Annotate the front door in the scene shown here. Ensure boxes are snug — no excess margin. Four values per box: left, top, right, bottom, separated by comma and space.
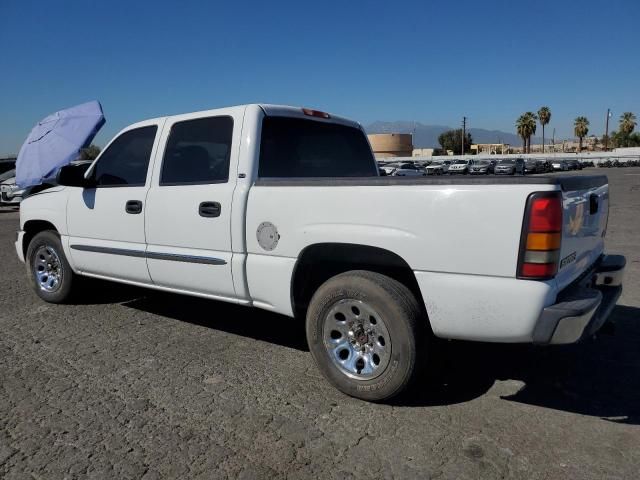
67, 122, 161, 283
144, 111, 241, 299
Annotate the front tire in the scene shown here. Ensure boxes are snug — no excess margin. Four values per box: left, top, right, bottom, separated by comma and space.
306, 270, 426, 402
26, 230, 76, 303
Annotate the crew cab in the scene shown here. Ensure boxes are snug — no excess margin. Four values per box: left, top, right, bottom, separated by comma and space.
15, 104, 625, 402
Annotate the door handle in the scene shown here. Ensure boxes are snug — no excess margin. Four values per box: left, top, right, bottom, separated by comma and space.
199, 201, 221, 218
125, 200, 143, 214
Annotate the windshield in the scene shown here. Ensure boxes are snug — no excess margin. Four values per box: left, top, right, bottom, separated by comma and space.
499, 159, 515, 165
476, 160, 490, 165
0, 169, 16, 182
454, 160, 467, 165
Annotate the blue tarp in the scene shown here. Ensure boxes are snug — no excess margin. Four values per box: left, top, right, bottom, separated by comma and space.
15, 101, 105, 188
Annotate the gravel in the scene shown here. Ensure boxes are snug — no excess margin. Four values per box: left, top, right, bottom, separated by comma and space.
1, 168, 639, 479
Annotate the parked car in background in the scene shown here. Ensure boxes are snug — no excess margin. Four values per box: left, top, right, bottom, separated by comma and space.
425, 159, 451, 175
495, 158, 525, 175
524, 159, 539, 174
552, 160, 569, 171
469, 159, 495, 175
0, 170, 26, 206
0, 159, 16, 176
0, 169, 15, 184
392, 162, 426, 176
414, 161, 431, 169
536, 160, 552, 173
379, 162, 425, 176
447, 159, 470, 174
565, 160, 577, 170
378, 163, 397, 176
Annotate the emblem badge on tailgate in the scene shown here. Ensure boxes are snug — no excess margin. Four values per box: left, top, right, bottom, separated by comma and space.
568, 203, 585, 235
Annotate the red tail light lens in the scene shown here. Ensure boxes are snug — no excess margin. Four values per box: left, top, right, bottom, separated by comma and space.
528, 196, 562, 232
518, 192, 563, 280
520, 262, 558, 278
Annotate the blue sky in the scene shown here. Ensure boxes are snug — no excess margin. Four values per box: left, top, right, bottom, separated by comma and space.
1, 0, 638, 154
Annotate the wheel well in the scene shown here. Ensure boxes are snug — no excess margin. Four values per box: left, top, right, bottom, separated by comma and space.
291, 243, 426, 320
22, 220, 58, 257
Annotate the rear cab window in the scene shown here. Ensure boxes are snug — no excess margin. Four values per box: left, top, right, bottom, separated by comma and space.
258, 117, 377, 178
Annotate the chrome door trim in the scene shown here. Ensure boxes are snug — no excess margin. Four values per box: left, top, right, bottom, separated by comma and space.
70, 245, 227, 265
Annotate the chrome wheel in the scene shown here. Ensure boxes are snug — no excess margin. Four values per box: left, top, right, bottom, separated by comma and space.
33, 245, 64, 293
323, 299, 391, 380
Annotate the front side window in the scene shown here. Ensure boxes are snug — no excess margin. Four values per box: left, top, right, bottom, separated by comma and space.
94, 126, 157, 187
258, 117, 377, 178
160, 116, 233, 185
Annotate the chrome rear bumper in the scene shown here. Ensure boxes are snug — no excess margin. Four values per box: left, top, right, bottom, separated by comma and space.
533, 254, 626, 344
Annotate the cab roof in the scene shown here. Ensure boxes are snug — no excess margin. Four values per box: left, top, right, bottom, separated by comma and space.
126, 104, 361, 130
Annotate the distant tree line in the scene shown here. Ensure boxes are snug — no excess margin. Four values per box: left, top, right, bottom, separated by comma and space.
437, 129, 473, 155
606, 112, 639, 148
513, 108, 638, 152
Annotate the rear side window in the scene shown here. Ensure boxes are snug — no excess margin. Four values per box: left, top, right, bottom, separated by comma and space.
94, 126, 157, 187
258, 117, 377, 177
161, 116, 233, 185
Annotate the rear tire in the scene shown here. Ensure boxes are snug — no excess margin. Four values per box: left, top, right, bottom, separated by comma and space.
306, 270, 426, 402
26, 230, 76, 303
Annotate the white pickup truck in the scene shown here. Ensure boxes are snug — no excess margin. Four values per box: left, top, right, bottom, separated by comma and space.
16, 104, 625, 401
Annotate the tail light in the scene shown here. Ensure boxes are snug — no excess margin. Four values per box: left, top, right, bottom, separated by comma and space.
517, 191, 563, 280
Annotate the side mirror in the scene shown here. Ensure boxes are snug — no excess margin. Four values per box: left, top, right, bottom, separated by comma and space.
57, 163, 95, 188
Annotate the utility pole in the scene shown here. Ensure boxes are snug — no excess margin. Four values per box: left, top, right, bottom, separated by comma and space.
552, 128, 555, 153
604, 108, 611, 151
461, 116, 467, 155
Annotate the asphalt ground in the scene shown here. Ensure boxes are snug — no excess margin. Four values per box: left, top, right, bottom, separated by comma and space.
1, 168, 639, 479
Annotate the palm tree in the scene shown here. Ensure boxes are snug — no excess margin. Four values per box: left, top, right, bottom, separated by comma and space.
574, 116, 590, 152
516, 112, 538, 153
516, 115, 528, 152
537, 107, 551, 152
619, 112, 637, 135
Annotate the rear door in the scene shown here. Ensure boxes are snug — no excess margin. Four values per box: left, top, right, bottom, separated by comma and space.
144, 108, 243, 298
555, 178, 609, 290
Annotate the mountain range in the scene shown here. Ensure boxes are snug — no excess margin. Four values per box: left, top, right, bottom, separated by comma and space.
365, 121, 541, 148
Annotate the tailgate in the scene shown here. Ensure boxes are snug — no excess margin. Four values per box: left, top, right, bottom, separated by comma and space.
555, 176, 609, 290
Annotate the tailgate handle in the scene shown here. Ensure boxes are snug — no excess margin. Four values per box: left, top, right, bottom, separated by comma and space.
589, 194, 599, 215
199, 201, 221, 218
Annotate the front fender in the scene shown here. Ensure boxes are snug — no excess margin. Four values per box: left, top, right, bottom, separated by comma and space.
19, 188, 69, 233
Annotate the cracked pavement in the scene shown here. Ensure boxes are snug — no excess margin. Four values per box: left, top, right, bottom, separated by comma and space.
1, 168, 639, 479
